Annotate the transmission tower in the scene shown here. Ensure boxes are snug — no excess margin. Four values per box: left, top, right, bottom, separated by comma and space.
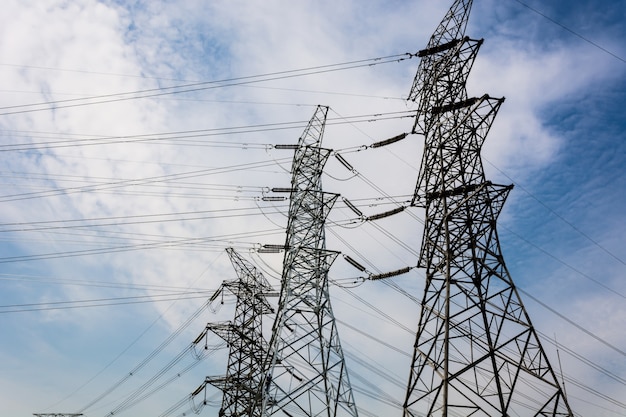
192, 247, 274, 417
403, 1, 573, 416
261, 106, 359, 417
33, 414, 82, 417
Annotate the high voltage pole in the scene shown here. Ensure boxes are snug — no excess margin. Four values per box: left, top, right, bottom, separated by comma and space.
261, 106, 359, 417
403, 0, 573, 416
192, 247, 274, 417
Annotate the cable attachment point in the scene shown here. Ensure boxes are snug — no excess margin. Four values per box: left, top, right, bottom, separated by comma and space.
258, 244, 286, 253
274, 144, 300, 150
342, 197, 363, 219
335, 153, 356, 172
343, 255, 368, 272
366, 206, 406, 221
371, 132, 408, 148
369, 266, 412, 281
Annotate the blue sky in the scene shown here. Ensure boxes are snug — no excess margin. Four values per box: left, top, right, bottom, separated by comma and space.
0, 0, 624, 416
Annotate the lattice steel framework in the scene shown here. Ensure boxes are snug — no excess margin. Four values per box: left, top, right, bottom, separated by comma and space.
202, 247, 274, 417
261, 106, 359, 417
403, 1, 573, 416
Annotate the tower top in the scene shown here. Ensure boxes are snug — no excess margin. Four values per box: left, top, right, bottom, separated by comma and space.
426, 0, 473, 49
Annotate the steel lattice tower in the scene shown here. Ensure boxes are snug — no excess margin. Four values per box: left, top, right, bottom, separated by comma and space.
261, 106, 359, 417
403, 1, 573, 416
200, 247, 274, 417
33, 414, 82, 417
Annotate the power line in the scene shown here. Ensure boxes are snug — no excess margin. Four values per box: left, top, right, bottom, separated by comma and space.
4, 39, 620, 417
40, 252, 227, 413
0, 292, 213, 314
0, 227, 283, 264
0, 54, 415, 116
0, 158, 291, 203
518, 287, 626, 357
0, 272, 213, 292
512, 0, 626, 64
484, 158, 626, 267
0, 206, 285, 233
0, 194, 407, 232
0, 110, 414, 152
501, 223, 626, 299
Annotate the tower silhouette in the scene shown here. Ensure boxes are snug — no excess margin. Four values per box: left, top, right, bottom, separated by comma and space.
261, 106, 359, 417
194, 248, 274, 417
403, 1, 573, 416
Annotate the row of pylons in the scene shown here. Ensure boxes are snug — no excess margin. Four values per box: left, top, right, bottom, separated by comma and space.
193, 1, 574, 416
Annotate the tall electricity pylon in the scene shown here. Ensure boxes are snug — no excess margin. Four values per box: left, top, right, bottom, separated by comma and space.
404, 1, 573, 416
195, 247, 274, 417
261, 106, 359, 417
33, 414, 82, 417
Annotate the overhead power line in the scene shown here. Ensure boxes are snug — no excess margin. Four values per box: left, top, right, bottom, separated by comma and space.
484, 159, 626, 267
519, 288, 626, 357
512, 0, 626, 64
0, 292, 214, 314
0, 227, 284, 264
0, 53, 415, 116
3, 12, 621, 413
0, 158, 291, 203
0, 110, 414, 152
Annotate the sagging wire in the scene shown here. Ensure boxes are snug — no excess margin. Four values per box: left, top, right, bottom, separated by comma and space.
265, 143, 295, 174
328, 105, 412, 151
254, 195, 289, 229
102, 340, 220, 417
326, 196, 371, 229
326, 216, 365, 230
248, 248, 283, 283
77, 297, 214, 413
329, 276, 369, 289
326, 152, 359, 181
157, 388, 221, 417
329, 201, 409, 230
332, 146, 412, 219
107, 345, 224, 416
191, 323, 229, 359
327, 126, 426, 228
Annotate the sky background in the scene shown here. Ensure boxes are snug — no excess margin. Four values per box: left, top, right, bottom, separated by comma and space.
0, 0, 624, 416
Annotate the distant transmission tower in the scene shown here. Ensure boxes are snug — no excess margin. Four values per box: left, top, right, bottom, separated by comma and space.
261, 106, 359, 417
33, 414, 82, 417
403, 0, 573, 416
193, 247, 274, 417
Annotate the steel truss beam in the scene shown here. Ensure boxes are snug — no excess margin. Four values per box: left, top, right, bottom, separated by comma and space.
261, 106, 359, 417
404, 1, 573, 416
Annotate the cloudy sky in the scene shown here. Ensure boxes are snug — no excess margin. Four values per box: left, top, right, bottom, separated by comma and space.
0, 0, 624, 416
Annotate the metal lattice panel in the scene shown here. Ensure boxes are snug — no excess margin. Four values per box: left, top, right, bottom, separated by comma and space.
262, 106, 359, 417
404, 1, 573, 416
